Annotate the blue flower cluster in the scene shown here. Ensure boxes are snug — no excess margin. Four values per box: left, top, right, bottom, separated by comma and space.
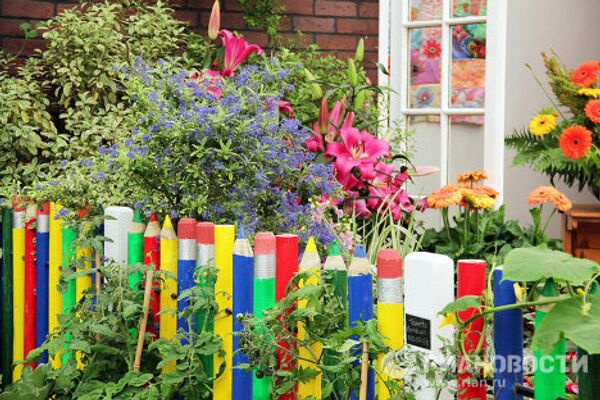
100, 58, 339, 244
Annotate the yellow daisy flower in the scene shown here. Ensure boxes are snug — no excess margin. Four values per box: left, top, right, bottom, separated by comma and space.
578, 87, 600, 98
529, 114, 557, 136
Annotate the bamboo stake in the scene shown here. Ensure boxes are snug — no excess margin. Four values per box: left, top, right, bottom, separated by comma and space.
359, 342, 369, 400
134, 270, 153, 372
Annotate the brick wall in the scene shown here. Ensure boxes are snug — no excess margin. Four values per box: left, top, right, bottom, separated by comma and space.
0, 0, 380, 81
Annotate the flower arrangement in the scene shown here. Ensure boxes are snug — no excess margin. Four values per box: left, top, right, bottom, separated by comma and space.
506, 53, 600, 197
421, 170, 568, 262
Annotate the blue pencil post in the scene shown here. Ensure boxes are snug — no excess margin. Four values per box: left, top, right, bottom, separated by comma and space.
177, 218, 197, 344
493, 268, 523, 400
348, 244, 375, 400
232, 226, 253, 400
36, 204, 50, 364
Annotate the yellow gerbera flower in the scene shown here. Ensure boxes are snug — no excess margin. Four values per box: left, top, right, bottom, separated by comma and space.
529, 114, 557, 136
578, 87, 600, 98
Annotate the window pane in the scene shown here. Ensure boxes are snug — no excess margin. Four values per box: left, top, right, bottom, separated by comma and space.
410, 0, 441, 21
448, 115, 484, 184
453, 0, 487, 17
410, 27, 442, 108
450, 23, 486, 108
407, 117, 441, 196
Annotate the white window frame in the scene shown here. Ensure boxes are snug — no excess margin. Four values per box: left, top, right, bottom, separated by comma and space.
378, 0, 507, 202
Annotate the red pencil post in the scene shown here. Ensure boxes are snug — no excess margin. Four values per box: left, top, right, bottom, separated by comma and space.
144, 213, 161, 337
275, 234, 299, 400
457, 259, 487, 400
24, 204, 37, 368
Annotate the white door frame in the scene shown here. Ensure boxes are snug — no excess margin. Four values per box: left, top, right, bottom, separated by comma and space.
378, 0, 507, 202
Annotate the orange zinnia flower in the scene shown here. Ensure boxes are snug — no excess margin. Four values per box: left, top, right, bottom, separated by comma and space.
528, 186, 572, 212
571, 61, 599, 87
584, 99, 600, 123
428, 184, 462, 209
559, 125, 593, 160
457, 170, 488, 185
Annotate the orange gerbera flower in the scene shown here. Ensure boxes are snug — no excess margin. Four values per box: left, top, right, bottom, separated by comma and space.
428, 184, 462, 209
571, 61, 599, 87
559, 125, 593, 160
584, 99, 600, 123
457, 170, 488, 185
528, 186, 572, 212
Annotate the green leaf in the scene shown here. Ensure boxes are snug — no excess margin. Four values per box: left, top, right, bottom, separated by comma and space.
439, 296, 482, 315
504, 246, 600, 284
533, 295, 600, 354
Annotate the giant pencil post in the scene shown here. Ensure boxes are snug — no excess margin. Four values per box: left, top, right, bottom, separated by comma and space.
232, 226, 253, 400
275, 234, 299, 400
61, 216, 77, 364
493, 268, 523, 400
143, 212, 160, 336
160, 215, 178, 373
534, 279, 565, 400
177, 218, 196, 342
104, 206, 133, 266
298, 237, 322, 399
128, 209, 145, 290
404, 252, 454, 400
376, 249, 403, 400
253, 231, 276, 400
24, 204, 37, 368
2, 206, 13, 386
322, 240, 347, 398
196, 222, 215, 381
578, 282, 600, 400
36, 204, 50, 365
348, 244, 374, 400
214, 224, 235, 399
48, 203, 62, 368
12, 202, 25, 380
457, 260, 487, 400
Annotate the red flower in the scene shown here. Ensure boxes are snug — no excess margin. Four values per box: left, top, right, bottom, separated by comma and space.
422, 40, 441, 59
559, 125, 593, 160
584, 99, 600, 123
571, 61, 599, 87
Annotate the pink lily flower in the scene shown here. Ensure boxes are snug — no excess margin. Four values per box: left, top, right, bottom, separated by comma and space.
218, 29, 264, 77
325, 112, 390, 190
311, 99, 344, 143
278, 100, 294, 118
306, 133, 325, 153
190, 69, 223, 100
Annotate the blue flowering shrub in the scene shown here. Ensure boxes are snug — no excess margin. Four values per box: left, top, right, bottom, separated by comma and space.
71, 58, 337, 242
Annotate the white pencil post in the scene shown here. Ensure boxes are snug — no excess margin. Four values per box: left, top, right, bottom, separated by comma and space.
104, 206, 134, 265
404, 252, 455, 400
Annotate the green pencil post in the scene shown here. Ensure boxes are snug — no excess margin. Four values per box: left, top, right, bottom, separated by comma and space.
578, 282, 600, 400
534, 279, 566, 400
127, 209, 145, 290
61, 226, 77, 364
1, 207, 14, 387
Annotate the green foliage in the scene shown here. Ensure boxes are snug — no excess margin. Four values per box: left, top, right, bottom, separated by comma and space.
239, 0, 283, 43
0, 60, 60, 185
504, 246, 600, 285
421, 205, 561, 264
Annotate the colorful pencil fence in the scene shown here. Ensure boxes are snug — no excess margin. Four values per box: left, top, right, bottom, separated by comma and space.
0, 203, 586, 400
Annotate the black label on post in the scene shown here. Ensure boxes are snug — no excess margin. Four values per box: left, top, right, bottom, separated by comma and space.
406, 314, 431, 350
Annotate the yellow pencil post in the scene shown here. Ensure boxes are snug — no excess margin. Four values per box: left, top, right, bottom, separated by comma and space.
49, 203, 63, 369
160, 215, 178, 373
298, 237, 322, 399
376, 249, 404, 399
214, 225, 235, 400
12, 205, 25, 380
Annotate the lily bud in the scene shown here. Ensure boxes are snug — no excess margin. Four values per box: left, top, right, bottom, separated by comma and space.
355, 38, 364, 63
347, 58, 358, 87
208, 0, 220, 41
318, 98, 329, 135
353, 89, 366, 112
304, 68, 323, 99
